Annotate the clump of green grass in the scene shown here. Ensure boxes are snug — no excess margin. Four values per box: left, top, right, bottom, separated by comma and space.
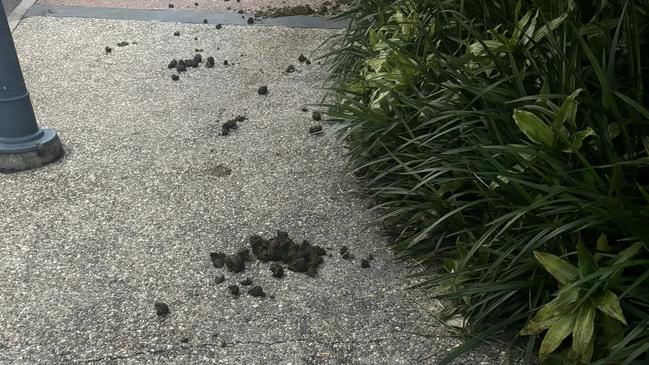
324, 0, 649, 363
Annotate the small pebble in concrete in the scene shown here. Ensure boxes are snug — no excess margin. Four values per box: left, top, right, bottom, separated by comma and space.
155, 302, 170, 317
194, 36, 198, 40
306, 59, 312, 65
258, 86, 269, 95
168, 4, 174, 8
223, 60, 229, 66
195, 48, 204, 52
228, 285, 240, 296
210, 252, 226, 268
248, 286, 265, 297
215, 274, 225, 284
270, 263, 284, 278
309, 125, 323, 134
225, 254, 245, 273
240, 278, 253, 286
215, 24, 223, 29
194, 2, 199, 5
206, 56, 215, 68
117, 41, 129, 47
104, 46, 112, 53
361, 259, 370, 268
301, 107, 309, 112
168, 59, 177, 69
171, 74, 179, 81
312, 111, 322, 121
174, 31, 180, 36
203, 19, 208, 24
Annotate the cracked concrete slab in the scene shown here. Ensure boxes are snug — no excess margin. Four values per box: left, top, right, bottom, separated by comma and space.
0, 17, 504, 364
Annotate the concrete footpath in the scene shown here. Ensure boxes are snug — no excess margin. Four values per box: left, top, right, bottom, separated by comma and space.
0, 12, 504, 365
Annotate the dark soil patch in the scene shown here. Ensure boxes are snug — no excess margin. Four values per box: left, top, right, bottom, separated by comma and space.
250, 231, 326, 277
210, 252, 226, 268
270, 263, 284, 278
238, 248, 252, 261
155, 302, 170, 317
257, 86, 269, 95
176, 60, 187, 72
221, 115, 247, 136
248, 286, 266, 297
228, 284, 240, 296
340, 246, 353, 260
211, 247, 249, 272
225, 254, 245, 273
205, 164, 232, 177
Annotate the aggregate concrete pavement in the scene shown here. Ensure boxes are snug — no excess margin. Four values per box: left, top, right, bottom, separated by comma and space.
37, 0, 342, 14
0, 16, 505, 364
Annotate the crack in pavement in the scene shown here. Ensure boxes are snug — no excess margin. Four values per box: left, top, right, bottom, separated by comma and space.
78, 333, 455, 363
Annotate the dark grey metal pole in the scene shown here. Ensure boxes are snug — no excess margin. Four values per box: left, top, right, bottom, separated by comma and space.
0, 6, 63, 173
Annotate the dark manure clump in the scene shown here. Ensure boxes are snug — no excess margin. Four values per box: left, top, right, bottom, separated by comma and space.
250, 231, 326, 277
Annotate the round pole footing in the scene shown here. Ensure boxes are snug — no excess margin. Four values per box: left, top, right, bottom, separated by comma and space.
0, 128, 64, 173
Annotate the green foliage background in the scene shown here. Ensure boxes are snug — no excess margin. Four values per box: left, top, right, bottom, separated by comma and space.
324, 0, 649, 363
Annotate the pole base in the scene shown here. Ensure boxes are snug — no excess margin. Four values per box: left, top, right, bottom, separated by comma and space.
0, 128, 64, 173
